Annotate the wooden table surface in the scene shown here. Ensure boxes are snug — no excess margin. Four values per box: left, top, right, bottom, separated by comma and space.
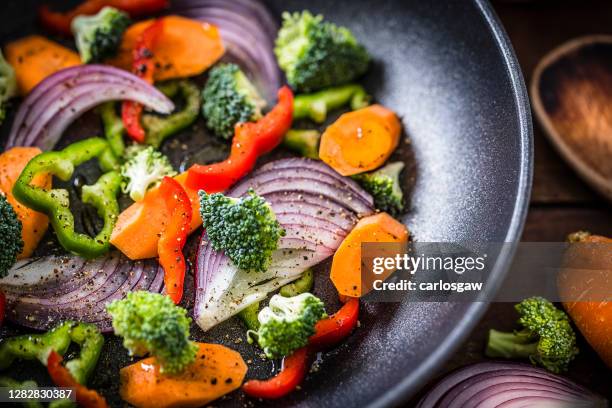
410, 0, 612, 403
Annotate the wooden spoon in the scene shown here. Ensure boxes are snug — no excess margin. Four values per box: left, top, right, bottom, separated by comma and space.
531, 35, 612, 201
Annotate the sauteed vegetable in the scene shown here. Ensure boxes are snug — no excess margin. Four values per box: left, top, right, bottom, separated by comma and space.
1, 1, 591, 407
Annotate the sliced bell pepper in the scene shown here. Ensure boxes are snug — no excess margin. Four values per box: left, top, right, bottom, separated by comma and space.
0, 322, 73, 369
98, 102, 125, 158
39, 0, 169, 36
158, 176, 192, 304
242, 347, 309, 399
142, 80, 200, 148
186, 86, 294, 192
0, 321, 103, 385
47, 350, 108, 408
309, 297, 360, 349
122, 18, 164, 143
293, 84, 370, 124
279, 269, 314, 297
12, 138, 121, 259
63, 323, 105, 385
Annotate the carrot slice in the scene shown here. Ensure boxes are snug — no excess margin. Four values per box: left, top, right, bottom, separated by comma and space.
110, 172, 201, 260
119, 343, 247, 408
319, 105, 401, 176
330, 213, 409, 297
559, 233, 612, 369
107, 16, 224, 81
0, 147, 51, 259
4, 35, 81, 95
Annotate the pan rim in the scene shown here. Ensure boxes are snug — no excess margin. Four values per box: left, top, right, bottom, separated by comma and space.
368, 0, 533, 406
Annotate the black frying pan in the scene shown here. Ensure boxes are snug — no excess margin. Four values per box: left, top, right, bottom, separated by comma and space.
0, 0, 532, 406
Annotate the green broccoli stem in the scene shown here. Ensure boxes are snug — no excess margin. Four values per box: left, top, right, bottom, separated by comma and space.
293, 84, 370, 123
282, 129, 320, 159
143, 80, 200, 148
98, 102, 125, 158
239, 303, 261, 331
485, 329, 538, 359
280, 269, 314, 297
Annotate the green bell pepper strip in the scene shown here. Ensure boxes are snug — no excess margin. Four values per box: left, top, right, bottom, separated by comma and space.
98, 102, 125, 158
293, 84, 370, 124
0, 321, 73, 369
0, 377, 75, 408
0, 377, 43, 408
238, 302, 261, 331
280, 268, 314, 297
238, 269, 315, 330
64, 323, 104, 385
0, 321, 103, 386
143, 80, 200, 148
48, 400, 77, 408
12, 138, 122, 259
282, 129, 321, 160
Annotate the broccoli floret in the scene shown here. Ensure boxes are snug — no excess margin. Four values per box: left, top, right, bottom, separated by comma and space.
199, 189, 284, 272
275, 11, 370, 92
0, 50, 17, 126
202, 63, 266, 140
248, 293, 326, 358
120, 145, 177, 202
282, 129, 321, 159
486, 297, 579, 373
71, 6, 130, 63
106, 291, 198, 374
0, 194, 23, 278
353, 162, 405, 216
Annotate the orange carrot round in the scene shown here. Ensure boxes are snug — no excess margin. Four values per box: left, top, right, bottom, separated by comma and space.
319, 105, 401, 176
330, 212, 409, 297
119, 343, 247, 408
4, 35, 81, 95
0, 147, 51, 259
107, 16, 225, 81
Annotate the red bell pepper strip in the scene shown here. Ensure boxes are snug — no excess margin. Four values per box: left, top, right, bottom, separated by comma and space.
121, 18, 164, 143
39, 0, 169, 36
157, 177, 192, 305
242, 347, 309, 399
186, 86, 294, 192
309, 297, 360, 349
47, 350, 108, 408
0, 290, 5, 327
242, 299, 360, 399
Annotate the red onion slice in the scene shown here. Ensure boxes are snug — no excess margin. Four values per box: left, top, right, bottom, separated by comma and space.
170, 0, 281, 102
194, 158, 374, 331
0, 252, 164, 332
417, 362, 606, 408
5, 65, 174, 150
260, 158, 374, 204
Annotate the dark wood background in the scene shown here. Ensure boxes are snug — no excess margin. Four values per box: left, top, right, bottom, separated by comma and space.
411, 0, 612, 403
